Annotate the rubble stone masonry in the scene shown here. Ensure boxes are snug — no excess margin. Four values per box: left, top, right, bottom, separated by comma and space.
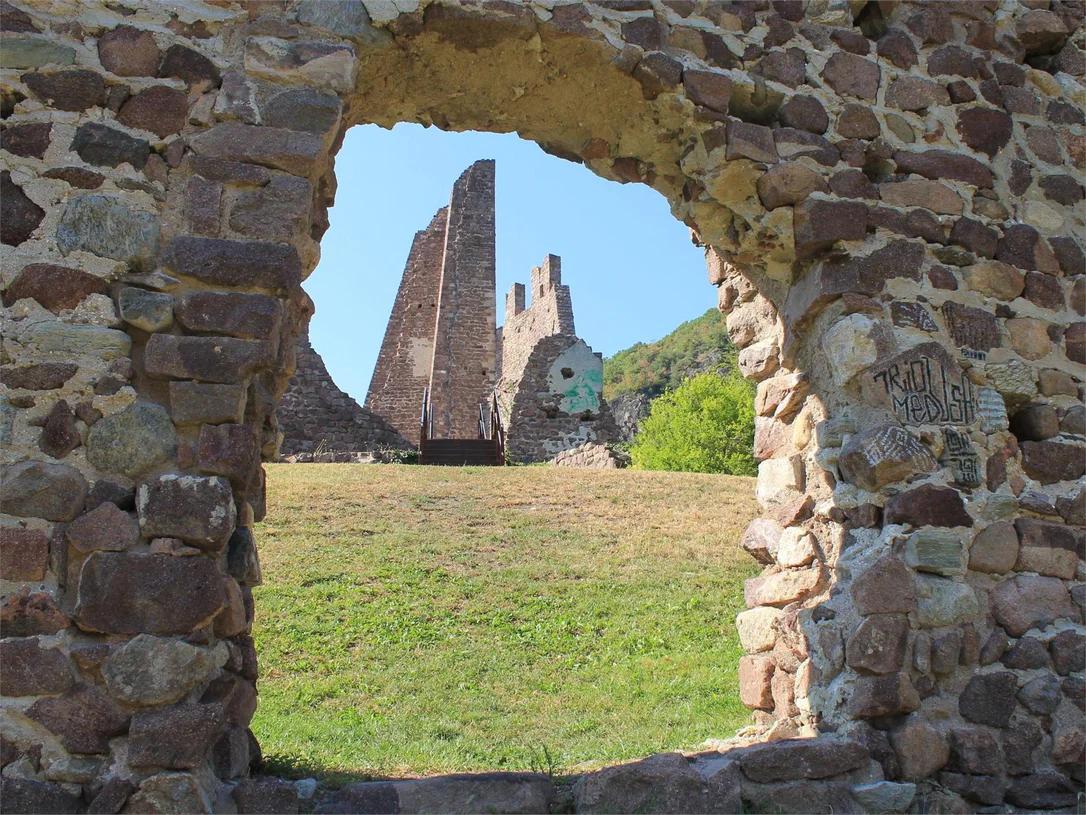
364, 206, 448, 441
0, 0, 1083, 812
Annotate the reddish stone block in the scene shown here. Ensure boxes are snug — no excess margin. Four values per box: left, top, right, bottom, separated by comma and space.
0, 527, 48, 581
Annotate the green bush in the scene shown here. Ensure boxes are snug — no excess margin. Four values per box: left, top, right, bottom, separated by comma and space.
629, 370, 756, 476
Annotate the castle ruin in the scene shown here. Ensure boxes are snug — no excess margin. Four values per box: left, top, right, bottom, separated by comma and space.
279, 159, 613, 462
1, 0, 1084, 811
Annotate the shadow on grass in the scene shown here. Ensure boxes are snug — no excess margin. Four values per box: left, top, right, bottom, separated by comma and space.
258, 752, 586, 794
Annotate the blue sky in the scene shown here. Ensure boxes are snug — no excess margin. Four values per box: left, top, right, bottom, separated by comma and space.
305, 123, 714, 402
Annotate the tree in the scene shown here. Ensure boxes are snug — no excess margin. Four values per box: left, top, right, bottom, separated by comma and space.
629, 370, 756, 475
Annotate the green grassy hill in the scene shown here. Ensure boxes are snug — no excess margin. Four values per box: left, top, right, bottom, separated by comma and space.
253, 464, 758, 781
602, 308, 733, 401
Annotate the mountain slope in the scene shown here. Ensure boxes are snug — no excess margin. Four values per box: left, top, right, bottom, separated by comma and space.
603, 308, 735, 441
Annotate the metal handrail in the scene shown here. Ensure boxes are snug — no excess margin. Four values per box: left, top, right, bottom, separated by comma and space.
420, 387, 430, 446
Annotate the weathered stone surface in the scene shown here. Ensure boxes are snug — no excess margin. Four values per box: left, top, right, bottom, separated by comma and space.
169, 382, 247, 426
23, 69, 105, 111
1, 38, 75, 70
190, 123, 322, 175
905, 529, 964, 576
0, 589, 69, 636
0, 362, 77, 391
0, 778, 86, 815
1006, 772, 1079, 810
129, 703, 227, 769
1014, 517, 1082, 579
1051, 629, 1086, 675
26, 683, 128, 753
86, 401, 177, 478
725, 120, 777, 164
959, 671, 1018, 727
744, 567, 823, 608
846, 614, 909, 675
144, 334, 272, 384
793, 198, 867, 259
98, 25, 160, 76
880, 178, 963, 215
324, 772, 554, 815
886, 76, 950, 111
118, 287, 173, 332
161, 236, 301, 291
890, 718, 950, 781
0, 460, 88, 521
778, 95, 828, 133
1017, 673, 1061, 714
851, 556, 917, 615
229, 175, 313, 240
756, 164, 827, 210
1023, 272, 1066, 311
848, 673, 921, 719
963, 261, 1024, 302
968, 521, 1019, 574
233, 778, 300, 815
892, 149, 994, 188
1, 171, 44, 246
823, 51, 879, 100
1, 121, 50, 158
915, 575, 977, 629
74, 552, 225, 635
1021, 440, 1085, 484
264, 87, 342, 135
736, 606, 782, 653
70, 123, 149, 170
947, 727, 1003, 776
838, 424, 936, 491
175, 292, 284, 341
739, 739, 867, 783
851, 781, 915, 814
0, 527, 49, 580
38, 399, 79, 459
102, 634, 220, 706
67, 501, 139, 553
574, 753, 706, 814
942, 301, 999, 352
956, 107, 1013, 157
990, 574, 1074, 637
3, 263, 109, 312
884, 484, 971, 528
43, 165, 105, 189
137, 474, 235, 549
0, 637, 72, 696
197, 423, 260, 487
159, 43, 220, 87
117, 86, 188, 138
738, 655, 774, 710
56, 194, 159, 270
125, 772, 210, 814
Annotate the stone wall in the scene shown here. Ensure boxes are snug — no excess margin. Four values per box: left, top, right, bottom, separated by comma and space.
428, 159, 498, 439
278, 328, 411, 456
496, 254, 617, 462
501, 335, 618, 463
364, 207, 447, 441
552, 441, 629, 469
499, 254, 576, 386
1, 0, 1083, 811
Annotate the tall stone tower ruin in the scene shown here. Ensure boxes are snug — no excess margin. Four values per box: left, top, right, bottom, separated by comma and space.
365, 160, 497, 440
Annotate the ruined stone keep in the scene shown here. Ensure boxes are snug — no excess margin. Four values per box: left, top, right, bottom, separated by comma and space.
0, 0, 1083, 813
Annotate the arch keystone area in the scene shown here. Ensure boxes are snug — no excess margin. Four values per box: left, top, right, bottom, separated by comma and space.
1, 1, 1084, 812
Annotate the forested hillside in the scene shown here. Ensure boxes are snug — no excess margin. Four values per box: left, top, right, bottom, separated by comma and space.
603, 308, 733, 400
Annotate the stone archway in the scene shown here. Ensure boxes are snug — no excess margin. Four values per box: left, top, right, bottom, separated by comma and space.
2, 1, 1084, 812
